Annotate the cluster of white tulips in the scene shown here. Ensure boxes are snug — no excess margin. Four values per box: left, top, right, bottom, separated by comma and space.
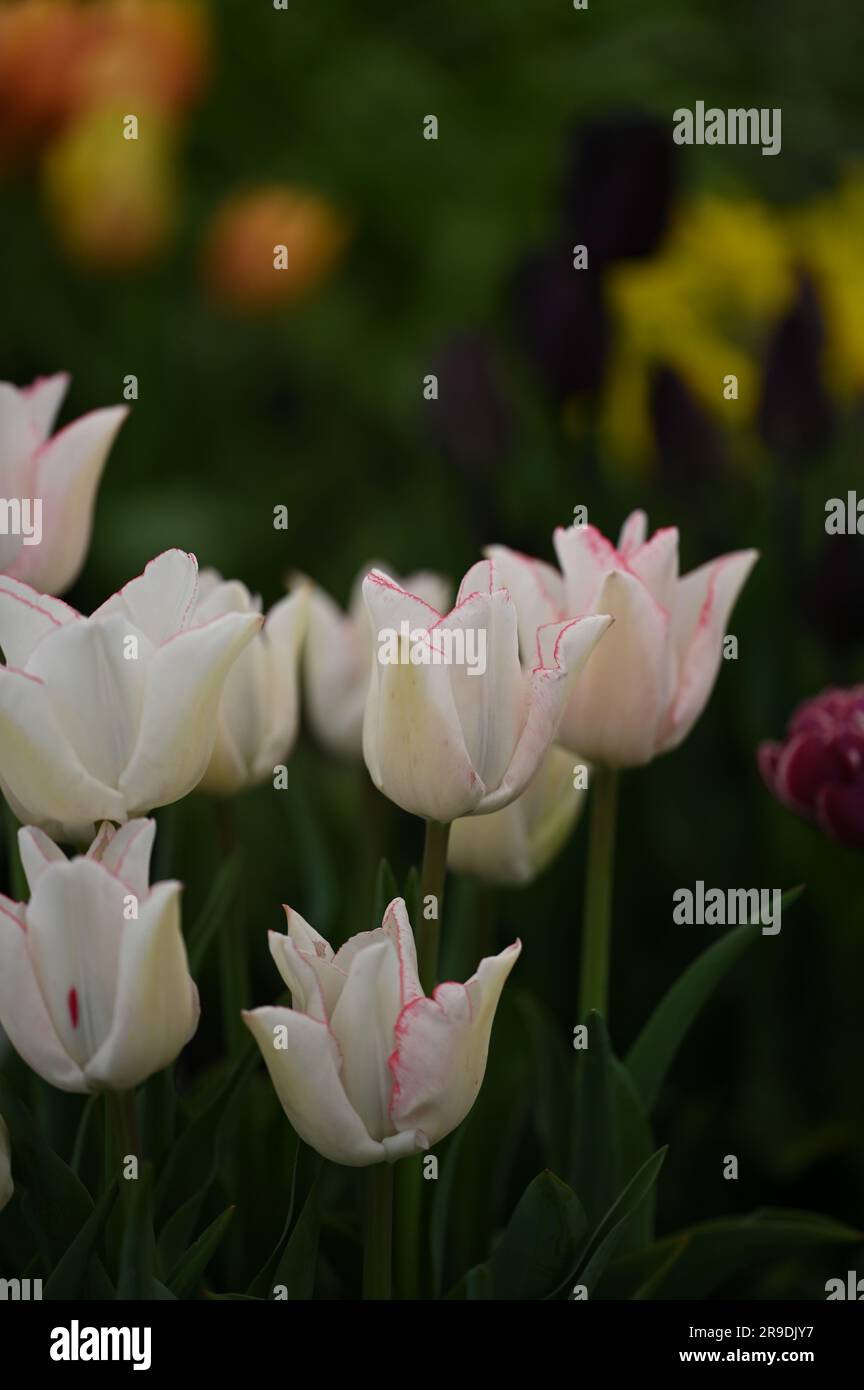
0, 374, 757, 1216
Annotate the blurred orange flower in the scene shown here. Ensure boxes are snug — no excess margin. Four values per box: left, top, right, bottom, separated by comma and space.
201, 186, 351, 313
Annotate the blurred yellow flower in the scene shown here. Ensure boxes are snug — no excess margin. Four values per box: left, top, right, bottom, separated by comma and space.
601, 195, 795, 471
201, 186, 351, 313
42, 105, 177, 269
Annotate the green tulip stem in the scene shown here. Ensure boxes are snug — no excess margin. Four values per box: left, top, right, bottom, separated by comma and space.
363, 1163, 394, 1299
105, 1090, 141, 1193
578, 765, 619, 1022
417, 819, 451, 993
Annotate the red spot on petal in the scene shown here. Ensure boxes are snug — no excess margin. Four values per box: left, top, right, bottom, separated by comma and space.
68, 988, 79, 1029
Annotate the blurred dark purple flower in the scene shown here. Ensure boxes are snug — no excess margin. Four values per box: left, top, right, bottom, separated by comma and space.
649, 364, 727, 496
511, 243, 609, 403
428, 334, 511, 470
757, 270, 833, 464
561, 116, 676, 264
759, 687, 864, 847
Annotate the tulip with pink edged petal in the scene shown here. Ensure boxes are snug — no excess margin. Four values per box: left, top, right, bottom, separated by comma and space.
759, 686, 864, 848
0, 549, 262, 840
193, 568, 309, 796
303, 562, 450, 759
243, 896, 520, 1167
361, 560, 612, 823
0, 819, 199, 1094
0, 373, 127, 595
488, 510, 758, 768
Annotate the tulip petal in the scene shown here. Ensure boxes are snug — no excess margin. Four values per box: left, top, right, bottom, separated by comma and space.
23, 372, 69, 443
85, 881, 198, 1091
444, 587, 524, 794
243, 1005, 421, 1167
557, 570, 672, 767
553, 522, 622, 612
483, 545, 565, 658
268, 929, 331, 1021
27, 405, 128, 595
628, 527, 679, 610
119, 611, 262, 813
0, 666, 126, 827
617, 509, 648, 557
0, 894, 87, 1092
0, 578, 79, 667
478, 613, 612, 811
816, 783, 864, 848
98, 818, 157, 899
304, 583, 370, 758
27, 614, 149, 789
659, 549, 758, 753
363, 572, 479, 822
389, 941, 521, 1146
93, 549, 199, 644
18, 825, 67, 895
26, 858, 127, 1071
254, 585, 308, 777
330, 939, 405, 1140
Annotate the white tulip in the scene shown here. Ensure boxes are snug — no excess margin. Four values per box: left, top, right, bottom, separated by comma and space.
361, 560, 612, 822
194, 569, 309, 796
303, 562, 451, 759
0, 820, 199, 1093
0, 373, 127, 594
0, 549, 261, 839
244, 897, 519, 1167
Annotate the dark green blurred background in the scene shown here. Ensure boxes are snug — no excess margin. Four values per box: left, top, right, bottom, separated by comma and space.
2, 0, 863, 1298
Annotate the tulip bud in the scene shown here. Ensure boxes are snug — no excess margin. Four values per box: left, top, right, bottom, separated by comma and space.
758, 270, 833, 465
0, 1114, 12, 1212
448, 745, 583, 886
361, 561, 612, 822
303, 563, 451, 760
648, 364, 727, 500
201, 185, 350, 313
560, 116, 676, 265
243, 897, 520, 1167
759, 687, 864, 848
0, 549, 262, 839
488, 512, 757, 768
511, 244, 609, 402
0, 820, 199, 1093
194, 570, 309, 796
0, 372, 127, 595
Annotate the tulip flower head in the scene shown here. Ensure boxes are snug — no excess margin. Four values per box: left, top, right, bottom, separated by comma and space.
244, 898, 520, 1167
759, 687, 864, 848
361, 560, 612, 822
0, 549, 262, 840
194, 569, 308, 796
488, 512, 757, 769
304, 563, 450, 760
0, 819, 198, 1094
0, 1114, 11, 1212
0, 373, 126, 594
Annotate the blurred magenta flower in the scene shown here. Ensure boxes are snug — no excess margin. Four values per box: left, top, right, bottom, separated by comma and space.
0, 819, 198, 1093
243, 897, 520, 1167
361, 560, 611, 822
0, 373, 126, 594
561, 115, 676, 265
0, 550, 261, 839
489, 511, 758, 768
759, 688, 864, 847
